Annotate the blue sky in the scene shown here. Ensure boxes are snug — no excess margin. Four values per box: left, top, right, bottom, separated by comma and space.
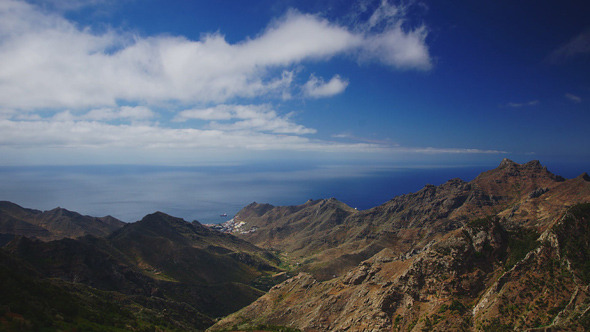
1, 0, 589, 167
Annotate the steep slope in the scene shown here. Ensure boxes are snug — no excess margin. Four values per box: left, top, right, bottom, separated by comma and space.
0, 201, 124, 241
3, 210, 284, 330
472, 203, 590, 330
0, 246, 213, 331
0, 202, 50, 241
231, 160, 590, 279
232, 198, 357, 255
211, 204, 590, 331
211, 160, 590, 331
109, 212, 279, 285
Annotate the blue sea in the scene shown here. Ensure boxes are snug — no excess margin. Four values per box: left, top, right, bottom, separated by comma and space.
0, 161, 587, 223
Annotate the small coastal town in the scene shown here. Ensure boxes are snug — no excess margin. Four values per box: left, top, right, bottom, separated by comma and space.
205, 217, 258, 234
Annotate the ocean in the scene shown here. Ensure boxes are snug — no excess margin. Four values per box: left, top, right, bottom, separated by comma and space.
0, 161, 586, 223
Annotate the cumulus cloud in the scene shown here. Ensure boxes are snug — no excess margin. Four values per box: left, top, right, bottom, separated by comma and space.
353, 0, 432, 70
360, 26, 431, 70
0, 0, 472, 163
565, 93, 582, 103
0, 0, 432, 111
303, 75, 349, 98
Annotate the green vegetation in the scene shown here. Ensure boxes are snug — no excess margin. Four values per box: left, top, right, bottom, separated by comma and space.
250, 272, 292, 291
0, 254, 211, 331
504, 227, 540, 269
555, 203, 590, 283
449, 300, 467, 313
467, 216, 496, 232
0, 210, 289, 331
420, 314, 442, 331
222, 324, 301, 332
481, 318, 513, 332
407, 317, 419, 331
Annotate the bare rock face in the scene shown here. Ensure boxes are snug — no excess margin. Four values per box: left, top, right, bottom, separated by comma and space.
528, 187, 549, 198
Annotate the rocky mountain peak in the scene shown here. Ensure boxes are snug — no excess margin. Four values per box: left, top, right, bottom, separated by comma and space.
237, 202, 275, 219
496, 159, 544, 172
522, 159, 543, 169
46, 206, 77, 218
499, 158, 518, 168
494, 159, 548, 175
139, 211, 191, 227
474, 159, 564, 186
134, 211, 214, 239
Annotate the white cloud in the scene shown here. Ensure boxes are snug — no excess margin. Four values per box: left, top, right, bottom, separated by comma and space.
353, 0, 432, 70
0, 0, 457, 165
360, 25, 431, 70
174, 104, 315, 135
0, 117, 359, 151
240, 11, 360, 66
332, 132, 399, 146
506, 100, 539, 108
174, 104, 267, 122
565, 93, 582, 103
36, 106, 156, 122
0, 117, 506, 156
83, 106, 156, 121
0, 0, 432, 111
303, 75, 349, 98
547, 30, 590, 63
0, 109, 16, 120
366, 0, 403, 30
25, 0, 116, 12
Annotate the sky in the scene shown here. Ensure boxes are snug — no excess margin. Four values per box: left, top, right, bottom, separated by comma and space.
0, 0, 589, 168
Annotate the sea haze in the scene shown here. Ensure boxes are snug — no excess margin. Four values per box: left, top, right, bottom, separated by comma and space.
0, 162, 586, 223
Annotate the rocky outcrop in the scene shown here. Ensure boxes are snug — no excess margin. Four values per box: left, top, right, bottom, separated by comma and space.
528, 187, 549, 198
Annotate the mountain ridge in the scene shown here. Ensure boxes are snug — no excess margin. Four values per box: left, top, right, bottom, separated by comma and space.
1, 210, 283, 330
209, 160, 590, 331
225, 159, 590, 281
0, 201, 125, 242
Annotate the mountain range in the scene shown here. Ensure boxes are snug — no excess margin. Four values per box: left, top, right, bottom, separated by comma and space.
211, 159, 590, 331
1, 159, 589, 331
1, 207, 282, 330
224, 159, 589, 281
0, 201, 124, 244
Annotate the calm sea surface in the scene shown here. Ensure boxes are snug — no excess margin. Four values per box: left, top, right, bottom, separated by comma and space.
0, 162, 586, 223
